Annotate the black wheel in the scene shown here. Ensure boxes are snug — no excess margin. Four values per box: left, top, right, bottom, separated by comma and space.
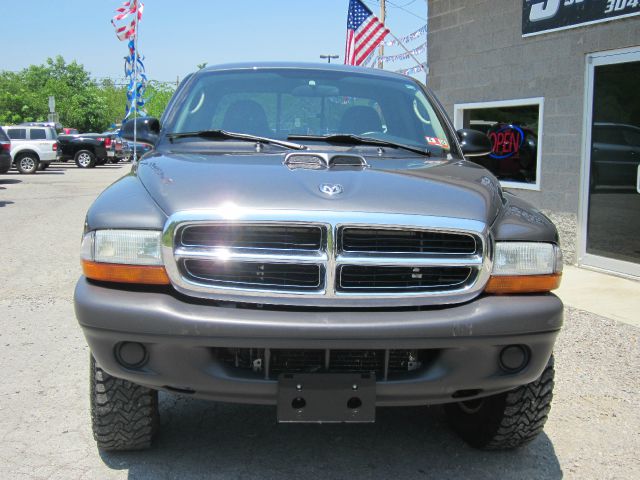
15, 153, 40, 174
444, 356, 555, 450
90, 355, 159, 451
38, 162, 49, 171
75, 150, 96, 169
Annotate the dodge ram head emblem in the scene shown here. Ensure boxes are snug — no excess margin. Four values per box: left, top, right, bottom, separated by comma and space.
319, 183, 344, 196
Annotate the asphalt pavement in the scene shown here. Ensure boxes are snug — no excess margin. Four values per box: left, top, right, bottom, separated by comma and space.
0, 163, 638, 479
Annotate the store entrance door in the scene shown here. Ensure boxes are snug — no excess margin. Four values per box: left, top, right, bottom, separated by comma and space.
581, 49, 640, 277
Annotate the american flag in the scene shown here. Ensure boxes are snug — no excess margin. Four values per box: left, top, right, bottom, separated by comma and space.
344, 0, 390, 66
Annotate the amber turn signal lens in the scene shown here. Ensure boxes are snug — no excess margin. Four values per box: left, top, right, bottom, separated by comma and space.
484, 273, 562, 294
82, 260, 170, 285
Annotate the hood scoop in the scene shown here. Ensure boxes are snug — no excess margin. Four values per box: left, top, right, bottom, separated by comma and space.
284, 152, 369, 171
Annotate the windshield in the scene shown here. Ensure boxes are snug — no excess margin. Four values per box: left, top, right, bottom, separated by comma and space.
163, 68, 454, 155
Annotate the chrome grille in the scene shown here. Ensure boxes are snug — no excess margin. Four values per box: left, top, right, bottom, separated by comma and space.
162, 210, 490, 307
338, 265, 473, 293
181, 224, 322, 250
183, 259, 323, 291
341, 227, 477, 254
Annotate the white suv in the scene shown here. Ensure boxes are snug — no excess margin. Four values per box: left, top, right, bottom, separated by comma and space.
1, 126, 60, 174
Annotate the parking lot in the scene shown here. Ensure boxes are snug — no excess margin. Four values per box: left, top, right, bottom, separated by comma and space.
0, 164, 638, 479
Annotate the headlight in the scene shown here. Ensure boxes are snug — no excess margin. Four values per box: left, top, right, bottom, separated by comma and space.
82, 230, 163, 265
485, 242, 562, 294
492, 242, 562, 276
81, 230, 169, 285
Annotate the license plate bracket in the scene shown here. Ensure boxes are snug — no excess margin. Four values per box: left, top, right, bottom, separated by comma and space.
277, 373, 376, 423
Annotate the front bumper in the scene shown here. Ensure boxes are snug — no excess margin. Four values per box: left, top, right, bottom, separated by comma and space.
75, 277, 563, 406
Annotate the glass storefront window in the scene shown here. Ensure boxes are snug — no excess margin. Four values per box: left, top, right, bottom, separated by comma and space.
454, 99, 543, 190
586, 59, 640, 267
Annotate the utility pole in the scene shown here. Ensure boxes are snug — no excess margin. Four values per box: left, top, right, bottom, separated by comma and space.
320, 54, 339, 63
377, 0, 386, 69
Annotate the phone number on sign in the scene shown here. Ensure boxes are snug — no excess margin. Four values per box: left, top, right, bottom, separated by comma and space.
605, 0, 639, 14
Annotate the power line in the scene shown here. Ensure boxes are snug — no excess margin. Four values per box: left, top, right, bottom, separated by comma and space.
367, 0, 427, 22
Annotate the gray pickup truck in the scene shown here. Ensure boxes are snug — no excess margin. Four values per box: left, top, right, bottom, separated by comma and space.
75, 63, 563, 452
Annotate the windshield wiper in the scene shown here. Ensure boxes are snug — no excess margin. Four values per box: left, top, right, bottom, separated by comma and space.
288, 134, 431, 157
167, 130, 306, 150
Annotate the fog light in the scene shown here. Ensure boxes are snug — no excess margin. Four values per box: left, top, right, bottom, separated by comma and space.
499, 345, 529, 372
115, 342, 148, 368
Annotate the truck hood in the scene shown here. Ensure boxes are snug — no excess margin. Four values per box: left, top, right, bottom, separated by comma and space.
136, 151, 503, 225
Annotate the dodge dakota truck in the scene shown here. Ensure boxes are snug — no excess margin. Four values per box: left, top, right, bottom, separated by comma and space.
75, 63, 563, 451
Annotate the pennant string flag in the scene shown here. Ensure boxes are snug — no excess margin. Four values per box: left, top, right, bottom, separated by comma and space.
383, 25, 427, 46
111, 0, 147, 119
394, 63, 428, 75
344, 0, 390, 66
371, 42, 427, 64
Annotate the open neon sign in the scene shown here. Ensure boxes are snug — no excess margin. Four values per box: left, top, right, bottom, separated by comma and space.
488, 125, 525, 159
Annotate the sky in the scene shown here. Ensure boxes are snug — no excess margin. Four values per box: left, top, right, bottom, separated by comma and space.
0, 0, 428, 84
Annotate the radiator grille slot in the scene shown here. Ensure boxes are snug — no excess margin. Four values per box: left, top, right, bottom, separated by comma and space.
338, 265, 472, 293
341, 228, 477, 254
180, 225, 323, 251
218, 348, 264, 370
270, 349, 325, 375
183, 260, 322, 291
217, 348, 434, 380
329, 349, 385, 375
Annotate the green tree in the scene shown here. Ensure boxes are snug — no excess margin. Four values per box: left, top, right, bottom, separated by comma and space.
144, 81, 176, 119
0, 56, 109, 131
0, 56, 176, 132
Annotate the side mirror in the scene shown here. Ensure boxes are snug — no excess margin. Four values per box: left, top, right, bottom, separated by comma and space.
457, 129, 492, 157
121, 117, 160, 146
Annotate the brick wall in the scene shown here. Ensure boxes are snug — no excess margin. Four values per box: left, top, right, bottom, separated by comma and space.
426, 0, 640, 261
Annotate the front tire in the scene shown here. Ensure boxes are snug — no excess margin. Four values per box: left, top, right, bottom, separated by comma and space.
444, 356, 555, 450
15, 153, 39, 174
90, 355, 159, 451
75, 150, 96, 169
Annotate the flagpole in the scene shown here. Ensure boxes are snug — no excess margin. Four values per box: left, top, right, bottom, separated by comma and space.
377, 0, 386, 69
132, 0, 138, 163
425, 0, 429, 84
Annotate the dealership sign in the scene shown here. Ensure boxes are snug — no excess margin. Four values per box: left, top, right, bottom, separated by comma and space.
523, 0, 640, 37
